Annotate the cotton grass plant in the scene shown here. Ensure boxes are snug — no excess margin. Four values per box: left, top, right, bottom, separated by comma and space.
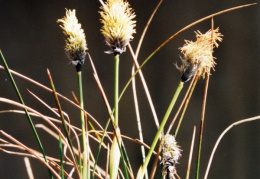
0, 1, 259, 179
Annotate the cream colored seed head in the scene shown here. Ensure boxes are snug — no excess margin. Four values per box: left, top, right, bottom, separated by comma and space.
99, 0, 136, 54
57, 9, 87, 66
162, 134, 182, 178
177, 28, 223, 82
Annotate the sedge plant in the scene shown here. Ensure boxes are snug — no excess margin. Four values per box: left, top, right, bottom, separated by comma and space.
0, 1, 258, 179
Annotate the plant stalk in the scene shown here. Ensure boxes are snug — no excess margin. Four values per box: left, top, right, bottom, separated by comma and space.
138, 81, 183, 179
77, 70, 89, 179
196, 74, 210, 179
0, 50, 53, 179
110, 54, 121, 179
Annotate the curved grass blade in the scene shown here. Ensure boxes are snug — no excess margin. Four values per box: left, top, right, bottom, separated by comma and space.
0, 50, 53, 179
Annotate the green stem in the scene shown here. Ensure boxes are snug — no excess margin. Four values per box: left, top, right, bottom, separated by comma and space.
59, 133, 64, 179
110, 54, 121, 179
0, 51, 53, 179
175, 76, 198, 137
77, 71, 89, 179
139, 81, 183, 179
114, 54, 119, 125
47, 69, 80, 176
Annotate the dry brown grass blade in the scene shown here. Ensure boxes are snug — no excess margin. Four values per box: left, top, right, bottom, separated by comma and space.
72, 90, 103, 146
0, 65, 104, 132
204, 115, 260, 179
35, 123, 106, 177
0, 108, 82, 159
127, 0, 164, 130
0, 141, 72, 178
134, 0, 164, 58
88, 53, 114, 124
24, 157, 34, 179
0, 147, 73, 166
150, 140, 162, 179
0, 97, 80, 177
129, 44, 159, 129
156, 3, 257, 51
0, 138, 73, 167
0, 109, 81, 132
88, 53, 115, 141
27, 89, 61, 117
196, 17, 215, 179
0, 130, 61, 178
105, 143, 110, 179
35, 124, 81, 157
186, 126, 196, 179
1, 127, 108, 178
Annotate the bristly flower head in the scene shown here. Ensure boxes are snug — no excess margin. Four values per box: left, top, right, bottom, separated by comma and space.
57, 9, 87, 67
162, 134, 182, 179
176, 28, 223, 82
99, 0, 136, 54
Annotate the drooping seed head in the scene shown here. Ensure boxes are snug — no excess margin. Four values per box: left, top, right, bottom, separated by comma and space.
176, 28, 223, 82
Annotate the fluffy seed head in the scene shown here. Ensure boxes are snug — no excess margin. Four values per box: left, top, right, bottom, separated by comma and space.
162, 134, 182, 179
99, 0, 136, 54
57, 9, 87, 66
176, 28, 223, 82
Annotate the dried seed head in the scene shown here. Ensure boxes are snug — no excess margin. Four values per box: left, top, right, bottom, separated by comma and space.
176, 28, 223, 82
99, 0, 136, 54
57, 9, 87, 67
162, 134, 182, 179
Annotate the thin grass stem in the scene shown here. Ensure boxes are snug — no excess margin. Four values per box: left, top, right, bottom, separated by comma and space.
77, 71, 89, 179
114, 54, 120, 126
90, 54, 131, 178
174, 75, 199, 137
59, 133, 65, 179
167, 74, 197, 134
138, 81, 183, 179
186, 126, 196, 179
0, 130, 60, 178
150, 140, 162, 179
196, 73, 210, 179
24, 157, 34, 179
204, 115, 260, 179
129, 45, 159, 128
0, 51, 53, 179
131, 66, 147, 179
47, 69, 78, 164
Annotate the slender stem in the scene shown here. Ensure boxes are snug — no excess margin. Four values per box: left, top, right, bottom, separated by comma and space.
196, 74, 210, 179
186, 126, 196, 179
59, 133, 64, 179
139, 81, 183, 179
109, 54, 121, 179
114, 54, 120, 125
204, 115, 260, 178
129, 45, 159, 128
77, 71, 89, 179
89, 54, 132, 178
47, 69, 78, 162
0, 50, 53, 179
175, 75, 199, 137
131, 66, 148, 179
166, 74, 197, 134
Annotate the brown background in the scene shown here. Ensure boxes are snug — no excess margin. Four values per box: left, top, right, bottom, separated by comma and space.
0, 0, 259, 178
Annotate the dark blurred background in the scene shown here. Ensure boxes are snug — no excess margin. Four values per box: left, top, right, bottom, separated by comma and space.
0, 0, 259, 178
